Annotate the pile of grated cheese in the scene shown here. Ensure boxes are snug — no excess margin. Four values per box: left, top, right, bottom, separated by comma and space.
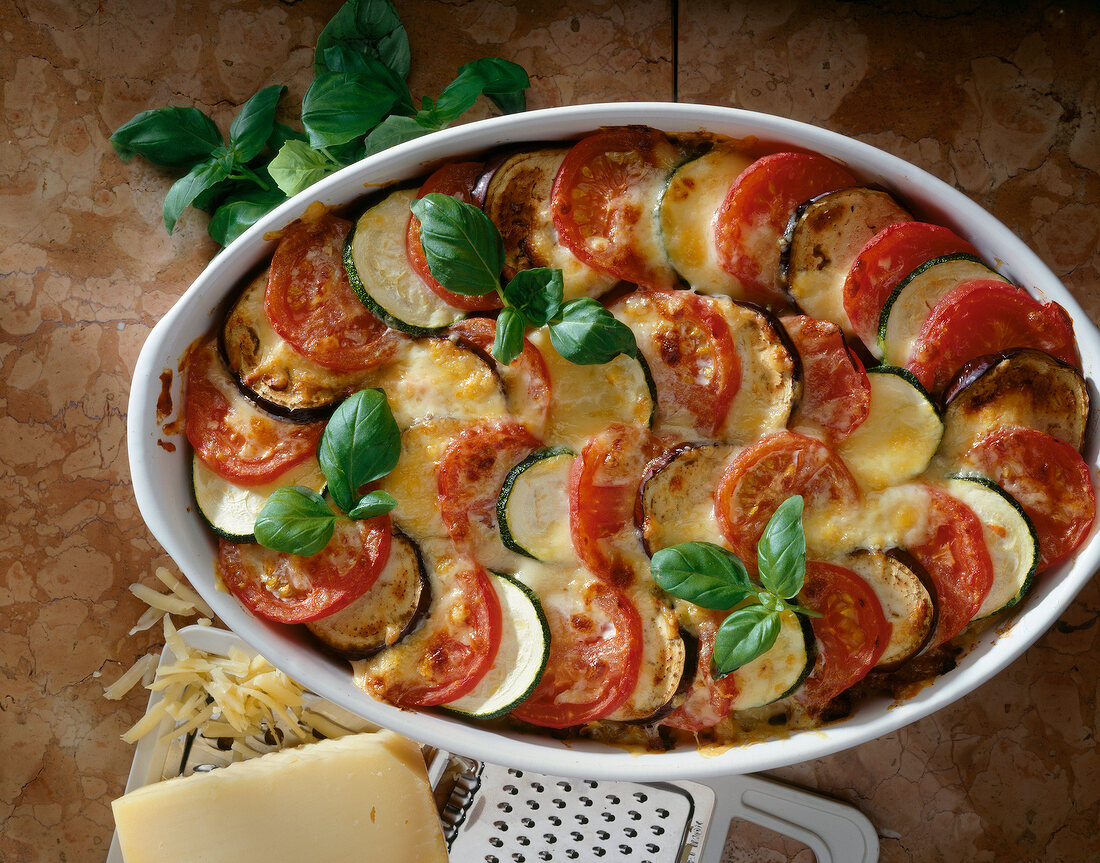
104, 566, 348, 759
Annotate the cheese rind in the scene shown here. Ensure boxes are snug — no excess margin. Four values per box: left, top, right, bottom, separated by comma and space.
111, 731, 447, 863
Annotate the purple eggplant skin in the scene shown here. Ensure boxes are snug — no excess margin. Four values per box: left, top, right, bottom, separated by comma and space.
306, 531, 431, 660
940, 348, 1089, 453
623, 627, 699, 726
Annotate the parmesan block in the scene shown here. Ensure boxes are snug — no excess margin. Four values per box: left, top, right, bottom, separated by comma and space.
111, 731, 447, 863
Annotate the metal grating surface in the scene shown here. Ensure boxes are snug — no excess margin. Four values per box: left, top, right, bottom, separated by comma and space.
444, 761, 699, 863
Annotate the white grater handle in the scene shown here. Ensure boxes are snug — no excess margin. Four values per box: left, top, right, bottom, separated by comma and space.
693, 773, 879, 863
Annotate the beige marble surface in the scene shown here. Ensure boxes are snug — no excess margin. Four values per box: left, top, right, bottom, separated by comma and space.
1, 1, 1097, 861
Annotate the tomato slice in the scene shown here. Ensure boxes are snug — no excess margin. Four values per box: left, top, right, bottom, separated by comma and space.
963, 427, 1096, 571
843, 222, 978, 349
797, 561, 889, 711
569, 423, 664, 586
714, 151, 856, 304
781, 315, 870, 444
265, 210, 399, 371
448, 317, 552, 434
510, 578, 642, 728
437, 420, 541, 564
611, 288, 741, 437
908, 279, 1081, 393
714, 431, 860, 566
185, 338, 323, 486
661, 612, 739, 732
907, 485, 994, 646
551, 127, 683, 288
218, 515, 391, 624
407, 161, 503, 312
363, 554, 503, 707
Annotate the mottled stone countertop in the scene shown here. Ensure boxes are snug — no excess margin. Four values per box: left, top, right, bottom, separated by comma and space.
3, 1, 1099, 861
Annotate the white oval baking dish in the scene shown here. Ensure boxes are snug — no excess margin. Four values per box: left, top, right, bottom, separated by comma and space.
127, 102, 1100, 782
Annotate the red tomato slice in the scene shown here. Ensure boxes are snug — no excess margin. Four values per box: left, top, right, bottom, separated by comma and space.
218, 515, 391, 624
963, 427, 1096, 571
714, 152, 856, 304
661, 612, 739, 732
714, 431, 860, 566
611, 288, 741, 437
843, 222, 978, 349
570, 423, 664, 586
437, 420, 541, 562
907, 485, 994, 646
510, 579, 642, 728
448, 317, 552, 434
265, 211, 399, 372
551, 127, 683, 288
185, 338, 323, 486
407, 161, 503, 312
797, 561, 889, 710
781, 315, 870, 444
908, 279, 1081, 393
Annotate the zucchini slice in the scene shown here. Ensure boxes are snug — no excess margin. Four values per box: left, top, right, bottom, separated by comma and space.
939, 348, 1089, 461
344, 188, 466, 336
526, 327, 657, 448
943, 476, 1038, 619
191, 453, 326, 543
483, 147, 618, 301
841, 549, 935, 670
727, 610, 813, 710
878, 254, 1008, 365
441, 571, 550, 720
497, 446, 576, 563
221, 269, 366, 420
658, 146, 753, 296
838, 367, 943, 490
782, 187, 911, 329
306, 531, 430, 659
637, 442, 736, 555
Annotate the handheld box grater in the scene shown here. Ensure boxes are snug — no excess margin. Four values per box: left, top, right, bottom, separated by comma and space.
107, 626, 878, 863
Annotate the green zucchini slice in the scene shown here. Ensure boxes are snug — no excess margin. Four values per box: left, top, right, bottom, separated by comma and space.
191, 453, 326, 543
344, 188, 466, 336
497, 446, 576, 563
944, 475, 1038, 619
727, 610, 813, 710
877, 253, 1008, 365
838, 366, 943, 490
440, 572, 550, 720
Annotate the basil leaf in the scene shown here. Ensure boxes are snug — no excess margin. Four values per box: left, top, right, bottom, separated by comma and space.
208, 187, 287, 247
503, 268, 563, 327
363, 115, 434, 157
254, 487, 337, 556
428, 58, 530, 126
347, 489, 398, 520
228, 85, 286, 163
163, 159, 230, 233
314, 0, 410, 79
301, 70, 400, 148
757, 495, 805, 599
650, 542, 755, 610
547, 298, 638, 365
410, 193, 503, 296
318, 389, 401, 515
267, 121, 308, 153
493, 307, 526, 366
269, 140, 340, 197
110, 106, 223, 168
712, 606, 781, 678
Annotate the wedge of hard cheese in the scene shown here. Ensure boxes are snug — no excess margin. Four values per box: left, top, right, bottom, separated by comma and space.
111, 730, 447, 862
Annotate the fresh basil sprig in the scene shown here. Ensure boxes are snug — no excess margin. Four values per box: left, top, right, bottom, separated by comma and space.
650, 495, 819, 678
110, 0, 530, 247
253, 389, 400, 556
411, 192, 638, 366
